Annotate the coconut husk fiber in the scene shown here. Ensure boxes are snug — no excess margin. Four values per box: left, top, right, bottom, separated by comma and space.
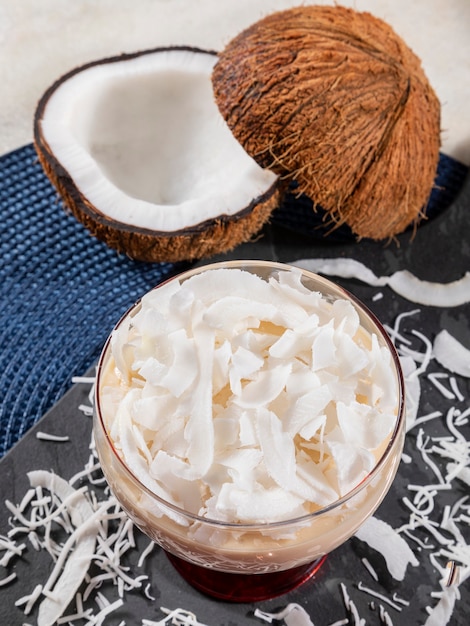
212, 5, 441, 240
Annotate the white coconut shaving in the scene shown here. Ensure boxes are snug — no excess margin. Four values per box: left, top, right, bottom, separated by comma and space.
433, 330, 470, 377
357, 581, 404, 612
36, 432, 70, 442
7, 471, 99, 626
254, 603, 314, 626
3, 456, 153, 625
293, 259, 470, 307
100, 267, 399, 524
142, 607, 210, 625
423, 585, 461, 626
354, 516, 419, 581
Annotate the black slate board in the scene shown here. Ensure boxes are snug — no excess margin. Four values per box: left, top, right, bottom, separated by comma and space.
0, 172, 469, 624
2, 363, 468, 626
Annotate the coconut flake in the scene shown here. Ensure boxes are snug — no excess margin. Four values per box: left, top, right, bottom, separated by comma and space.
336, 401, 396, 450
354, 516, 419, 580
18, 471, 99, 626
423, 584, 461, 626
36, 432, 70, 442
433, 330, 470, 377
293, 259, 470, 307
400, 356, 421, 431
428, 373, 457, 400
294, 258, 387, 287
357, 581, 404, 611
184, 316, 215, 477
254, 603, 314, 626
339, 582, 366, 626
361, 557, 379, 582
229, 346, 264, 395
388, 271, 470, 307
284, 385, 331, 438
0, 572, 17, 586
145, 607, 210, 625
102, 267, 399, 525
327, 439, 375, 496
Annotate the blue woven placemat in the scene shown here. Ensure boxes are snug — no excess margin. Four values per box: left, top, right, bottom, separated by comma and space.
0, 144, 188, 457
0, 144, 468, 458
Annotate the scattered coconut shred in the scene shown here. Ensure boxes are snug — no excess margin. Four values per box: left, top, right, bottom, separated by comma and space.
1, 260, 469, 625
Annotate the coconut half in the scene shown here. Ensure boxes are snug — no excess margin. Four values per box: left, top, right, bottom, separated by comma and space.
212, 6, 441, 241
34, 47, 280, 262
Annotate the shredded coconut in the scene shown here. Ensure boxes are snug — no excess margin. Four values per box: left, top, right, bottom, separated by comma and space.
354, 516, 419, 580
433, 330, 470, 377
361, 557, 379, 581
356, 581, 403, 611
143, 607, 210, 625
254, 604, 314, 626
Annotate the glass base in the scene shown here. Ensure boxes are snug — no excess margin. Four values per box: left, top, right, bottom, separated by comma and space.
166, 552, 327, 602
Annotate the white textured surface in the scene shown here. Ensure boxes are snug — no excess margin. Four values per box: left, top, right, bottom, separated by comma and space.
1, 0, 469, 163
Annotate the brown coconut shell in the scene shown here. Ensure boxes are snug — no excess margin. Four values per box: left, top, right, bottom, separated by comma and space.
34, 47, 281, 263
212, 5, 441, 240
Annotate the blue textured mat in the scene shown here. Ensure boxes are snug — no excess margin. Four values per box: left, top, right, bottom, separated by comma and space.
0, 144, 187, 457
0, 144, 468, 457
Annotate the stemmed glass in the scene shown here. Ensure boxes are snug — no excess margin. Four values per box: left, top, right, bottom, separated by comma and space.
93, 260, 405, 602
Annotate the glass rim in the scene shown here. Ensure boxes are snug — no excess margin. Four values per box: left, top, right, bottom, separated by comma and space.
94, 259, 406, 531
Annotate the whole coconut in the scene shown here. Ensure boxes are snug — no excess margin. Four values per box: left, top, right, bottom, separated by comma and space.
212, 5, 441, 240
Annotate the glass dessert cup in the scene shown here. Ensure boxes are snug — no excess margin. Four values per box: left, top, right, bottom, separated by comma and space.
93, 260, 406, 602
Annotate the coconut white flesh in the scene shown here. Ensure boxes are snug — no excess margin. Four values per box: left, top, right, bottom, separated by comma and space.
40, 49, 277, 231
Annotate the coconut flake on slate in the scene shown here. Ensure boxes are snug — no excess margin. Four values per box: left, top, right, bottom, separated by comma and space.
336, 401, 396, 451
388, 271, 470, 308
254, 603, 314, 626
326, 439, 376, 496
147, 606, 210, 626
294, 258, 387, 287
24, 471, 99, 626
236, 363, 292, 408
433, 330, 470, 377
424, 584, 461, 626
399, 355, 421, 430
355, 516, 419, 580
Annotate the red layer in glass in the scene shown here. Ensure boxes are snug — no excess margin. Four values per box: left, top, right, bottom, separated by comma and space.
166, 552, 327, 602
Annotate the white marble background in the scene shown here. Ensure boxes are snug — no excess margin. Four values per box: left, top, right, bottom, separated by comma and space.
0, 0, 469, 163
